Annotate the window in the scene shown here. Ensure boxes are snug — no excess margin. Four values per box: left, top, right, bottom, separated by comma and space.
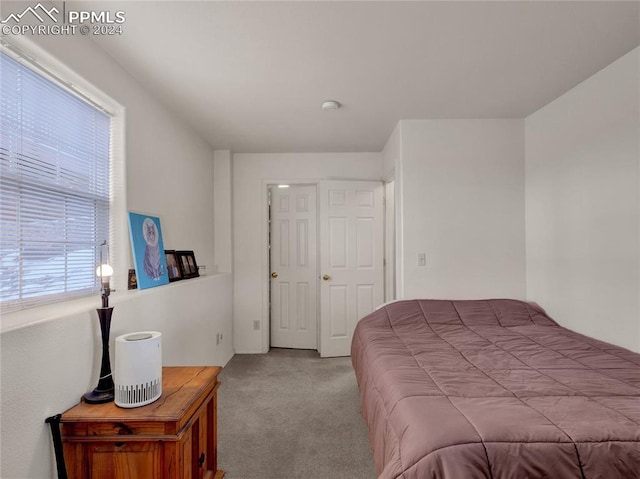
0, 51, 112, 312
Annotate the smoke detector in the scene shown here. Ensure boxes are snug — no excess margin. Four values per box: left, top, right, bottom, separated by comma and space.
322, 100, 341, 111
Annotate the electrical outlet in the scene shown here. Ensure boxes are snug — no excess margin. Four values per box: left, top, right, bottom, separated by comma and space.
417, 253, 426, 267
253, 320, 260, 330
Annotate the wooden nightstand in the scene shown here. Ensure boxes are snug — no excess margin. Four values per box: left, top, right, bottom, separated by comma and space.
60, 366, 224, 479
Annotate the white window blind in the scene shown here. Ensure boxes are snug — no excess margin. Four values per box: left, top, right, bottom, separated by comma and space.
0, 51, 112, 312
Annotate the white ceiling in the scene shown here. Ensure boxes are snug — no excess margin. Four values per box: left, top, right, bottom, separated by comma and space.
75, 1, 639, 153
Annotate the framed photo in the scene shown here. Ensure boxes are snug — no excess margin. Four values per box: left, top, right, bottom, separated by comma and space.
176, 250, 199, 279
127, 269, 138, 290
127, 212, 170, 290
164, 250, 182, 282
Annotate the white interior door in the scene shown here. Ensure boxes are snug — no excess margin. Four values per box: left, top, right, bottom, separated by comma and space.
319, 180, 384, 357
270, 185, 318, 349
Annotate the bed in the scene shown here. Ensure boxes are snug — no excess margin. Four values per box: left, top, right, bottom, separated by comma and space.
351, 299, 640, 479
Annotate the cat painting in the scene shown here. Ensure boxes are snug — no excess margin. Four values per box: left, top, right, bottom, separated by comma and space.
128, 212, 170, 290
142, 218, 164, 280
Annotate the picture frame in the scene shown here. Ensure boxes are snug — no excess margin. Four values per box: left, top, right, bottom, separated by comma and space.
127, 269, 138, 290
164, 250, 182, 282
127, 212, 170, 290
176, 250, 199, 279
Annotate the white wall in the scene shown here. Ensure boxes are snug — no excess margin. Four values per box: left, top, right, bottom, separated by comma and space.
397, 119, 526, 300
0, 24, 233, 479
214, 150, 233, 274
1, 274, 233, 479
232, 153, 382, 353
525, 47, 640, 352
382, 122, 401, 182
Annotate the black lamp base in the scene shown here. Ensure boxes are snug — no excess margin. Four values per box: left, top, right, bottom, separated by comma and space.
84, 306, 115, 405
83, 388, 114, 404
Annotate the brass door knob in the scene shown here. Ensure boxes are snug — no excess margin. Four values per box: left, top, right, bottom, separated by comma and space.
322, 274, 330, 281
271, 272, 278, 278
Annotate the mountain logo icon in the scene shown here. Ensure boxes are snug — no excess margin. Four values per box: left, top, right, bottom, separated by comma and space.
1, 3, 59, 24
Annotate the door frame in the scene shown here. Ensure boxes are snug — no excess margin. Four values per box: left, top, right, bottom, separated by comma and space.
384, 180, 396, 303
260, 178, 389, 354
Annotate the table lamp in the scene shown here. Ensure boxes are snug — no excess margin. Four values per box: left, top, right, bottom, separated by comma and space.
83, 241, 115, 404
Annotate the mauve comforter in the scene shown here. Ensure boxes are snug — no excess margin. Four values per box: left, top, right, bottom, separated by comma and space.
351, 299, 640, 479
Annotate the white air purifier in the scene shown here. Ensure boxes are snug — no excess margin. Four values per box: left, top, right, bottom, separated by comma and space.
114, 331, 162, 408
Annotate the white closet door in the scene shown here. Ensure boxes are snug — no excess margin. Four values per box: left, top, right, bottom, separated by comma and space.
319, 180, 384, 357
270, 185, 318, 349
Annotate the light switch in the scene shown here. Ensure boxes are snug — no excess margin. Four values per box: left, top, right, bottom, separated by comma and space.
417, 253, 426, 267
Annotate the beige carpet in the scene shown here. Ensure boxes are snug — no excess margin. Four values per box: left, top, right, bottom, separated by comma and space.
217, 348, 376, 479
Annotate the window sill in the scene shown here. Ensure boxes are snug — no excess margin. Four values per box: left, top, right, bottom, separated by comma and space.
0, 272, 231, 334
